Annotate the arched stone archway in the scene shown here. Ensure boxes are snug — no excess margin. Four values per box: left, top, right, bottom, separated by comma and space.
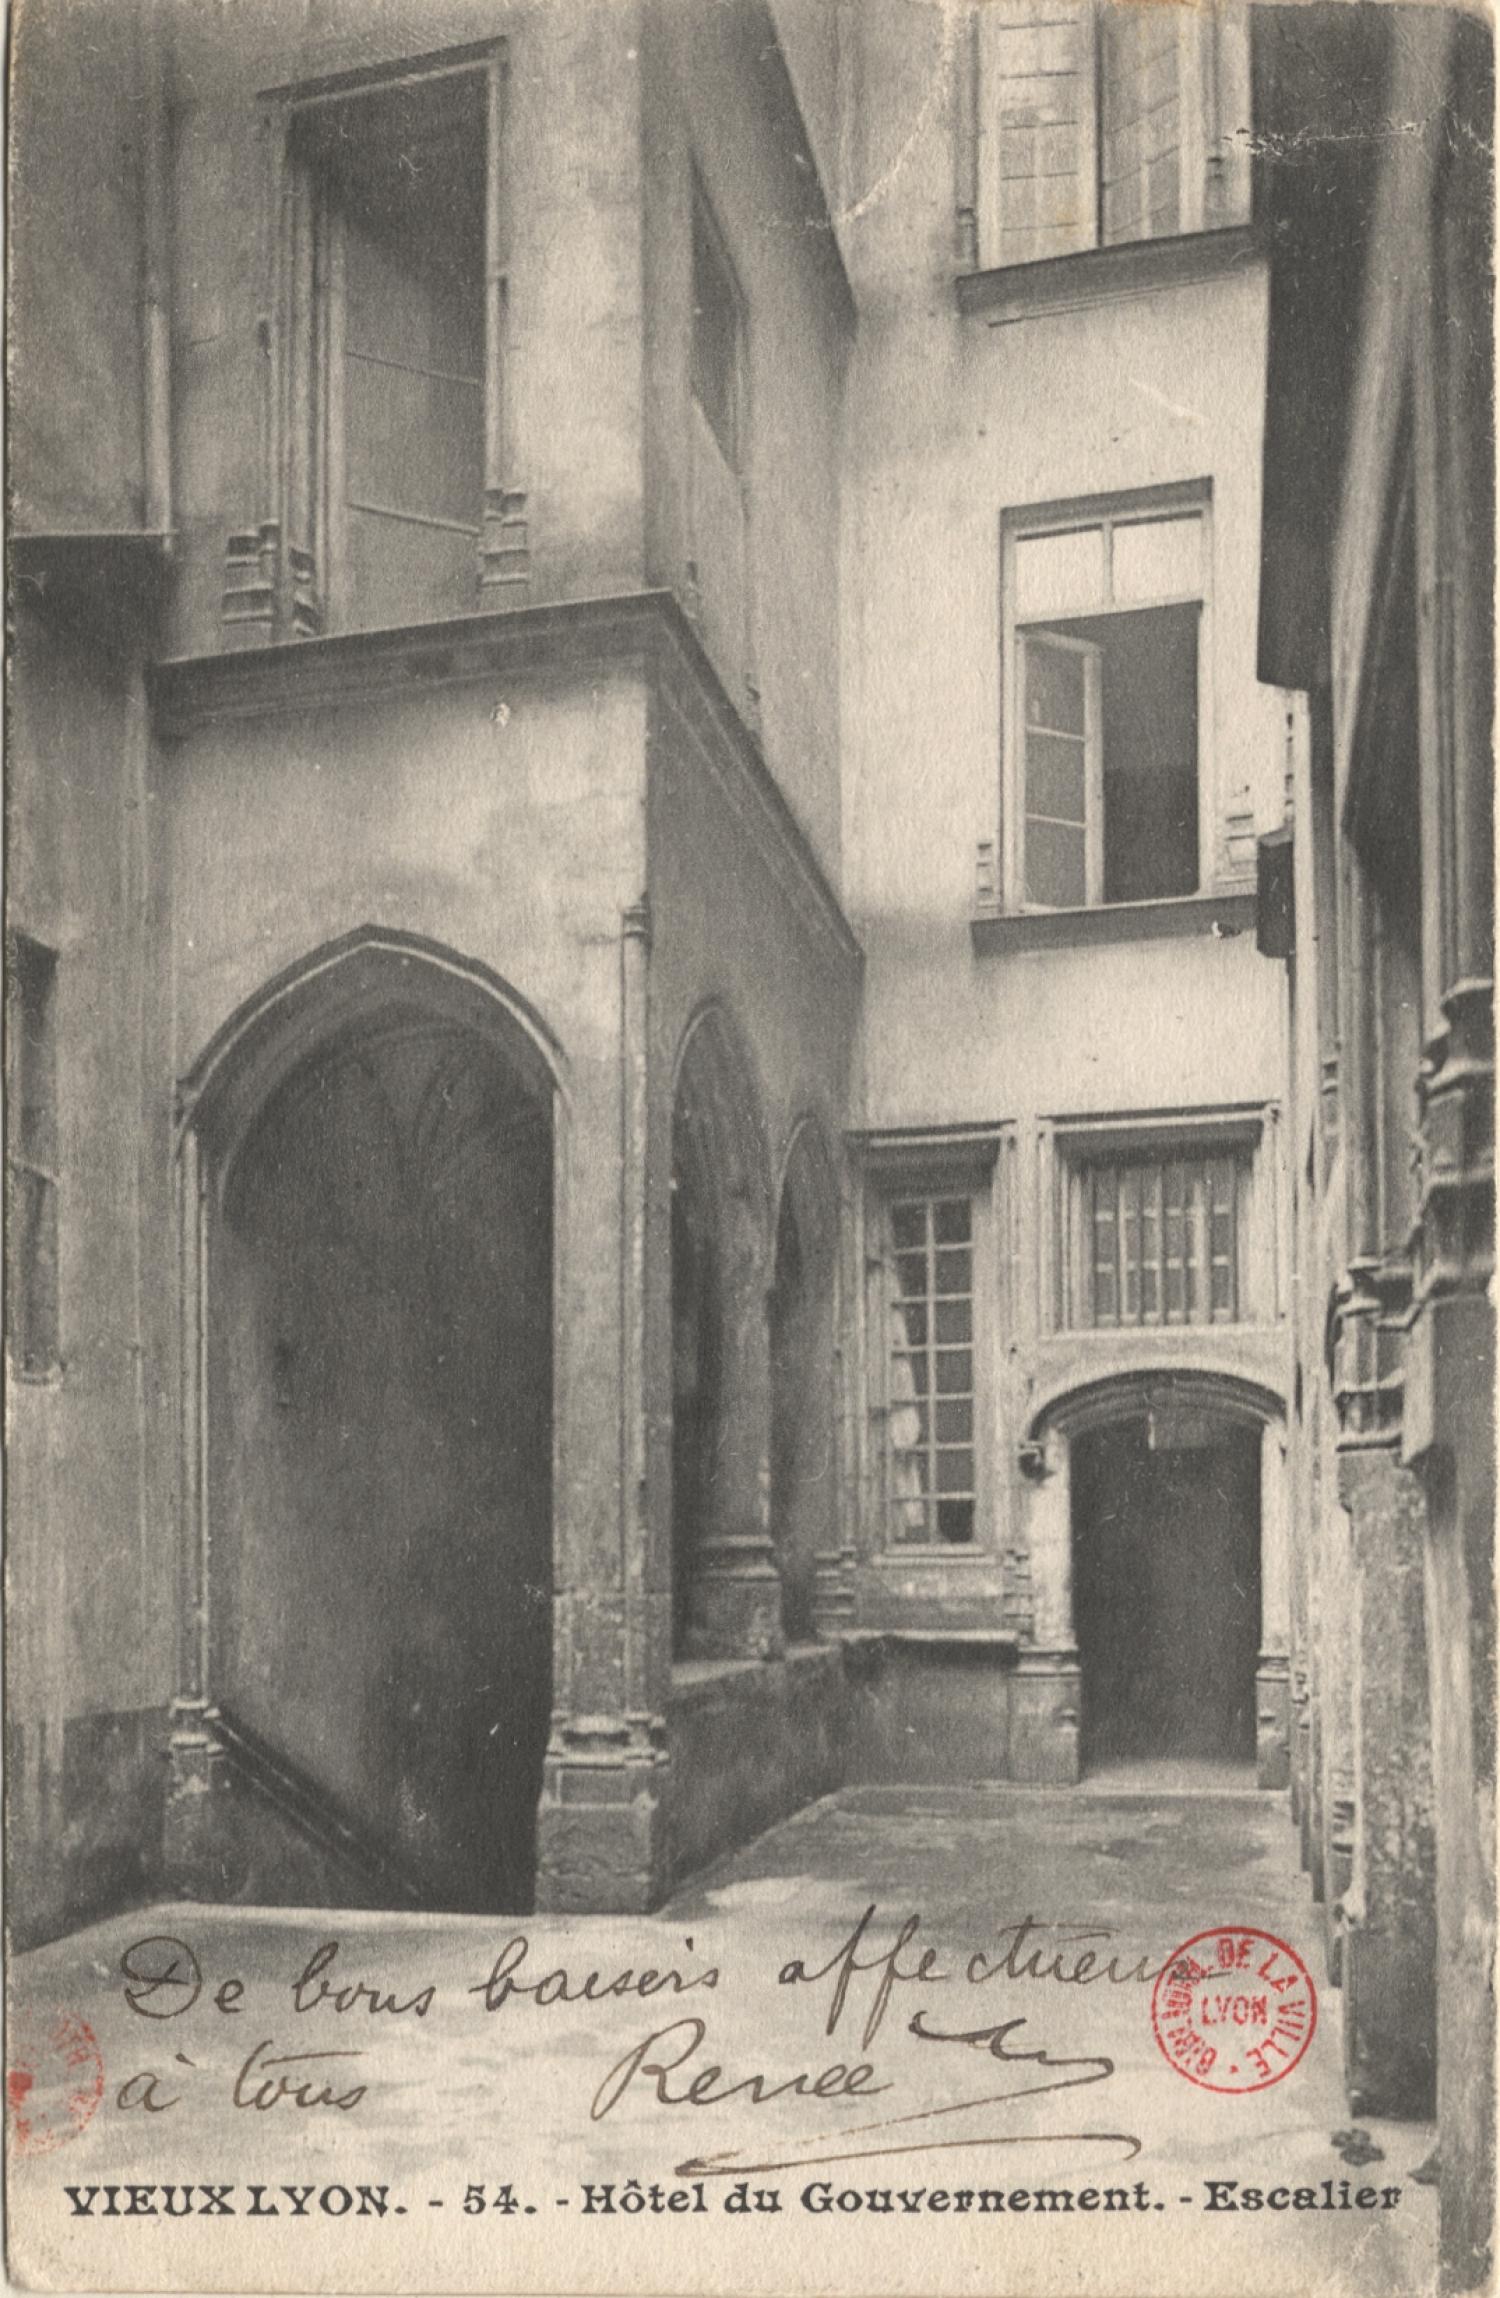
1021, 1370, 1289, 1787
769, 1119, 839, 1643
170, 930, 561, 1911
669, 1003, 779, 1659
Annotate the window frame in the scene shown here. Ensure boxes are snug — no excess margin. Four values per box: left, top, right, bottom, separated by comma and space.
1000, 481, 1215, 917
968, 0, 1253, 276
254, 42, 517, 640
685, 169, 757, 718
1045, 1108, 1275, 1335
690, 177, 748, 480
859, 1137, 1002, 1561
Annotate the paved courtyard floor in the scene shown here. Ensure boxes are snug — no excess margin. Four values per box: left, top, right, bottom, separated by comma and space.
8, 1783, 1438, 2295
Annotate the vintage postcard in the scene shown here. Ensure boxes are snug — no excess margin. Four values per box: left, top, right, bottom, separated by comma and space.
5, 0, 1494, 2292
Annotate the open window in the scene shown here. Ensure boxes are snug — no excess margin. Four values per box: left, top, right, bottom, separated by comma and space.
1004, 489, 1208, 912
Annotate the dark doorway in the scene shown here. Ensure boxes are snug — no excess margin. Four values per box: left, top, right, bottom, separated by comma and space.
1072, 1410, 1260, 1769
213, 1008, 553, 1910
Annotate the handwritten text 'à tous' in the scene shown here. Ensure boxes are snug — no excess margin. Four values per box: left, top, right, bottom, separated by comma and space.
112, 1911, 1165, 2169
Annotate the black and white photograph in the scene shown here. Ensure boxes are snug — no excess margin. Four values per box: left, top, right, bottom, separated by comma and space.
5, 2, 1494, 2292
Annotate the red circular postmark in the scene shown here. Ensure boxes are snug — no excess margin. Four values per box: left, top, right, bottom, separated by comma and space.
1152, 1926, 1316, 2094
7, 2010, 104, 2157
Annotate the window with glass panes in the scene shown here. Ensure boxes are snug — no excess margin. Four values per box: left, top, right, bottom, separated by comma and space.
1066, 1148, 1248, 1328
975, 2, 1251, 271
269, 48, 507, 636
1006, 495, 1206, 911
886, 1196, 976, 1544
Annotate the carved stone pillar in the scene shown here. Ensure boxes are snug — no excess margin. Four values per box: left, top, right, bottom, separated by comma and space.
1335, 1444, 1437, 2116
1256, 1419, 1292, 1788
685, 1207, 782, 1659
1010, 1429, 1079, 1783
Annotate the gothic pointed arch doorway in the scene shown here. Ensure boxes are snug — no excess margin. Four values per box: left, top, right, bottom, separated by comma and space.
174, 931, 561, 1911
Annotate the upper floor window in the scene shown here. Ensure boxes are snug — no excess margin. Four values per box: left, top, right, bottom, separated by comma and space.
1003, 486, 1208, 911
292, 69, 486, 629
7, 934, 59, 1378
687, 180, 755, 716
241, 46, 525, 644
692, 192, 745, 475
975, 1, 1251, 271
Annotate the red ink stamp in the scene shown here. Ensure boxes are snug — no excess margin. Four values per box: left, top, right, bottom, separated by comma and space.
1152, 1926, 1316, 2094
6, 2010, 104, 2156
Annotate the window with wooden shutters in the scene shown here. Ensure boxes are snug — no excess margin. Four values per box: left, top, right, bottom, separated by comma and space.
7, 935, 60, 1377
975, 1, 1251, 270
1064, 1146, 1251, 1328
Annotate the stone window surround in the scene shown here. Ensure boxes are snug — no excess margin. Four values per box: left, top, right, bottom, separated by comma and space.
985, 477, 1237, 930
951, 1, 1254, 283
1039, 1104, 1282, 1337
224, 39, 528, 649
853, 1125, 1010, 1567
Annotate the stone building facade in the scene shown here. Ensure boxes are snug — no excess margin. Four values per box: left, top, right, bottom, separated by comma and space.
10, 0, 862, 1929
832, 0, 1293, 1793
6, 2, 1493, 2280
1254, 9, 1494, 2288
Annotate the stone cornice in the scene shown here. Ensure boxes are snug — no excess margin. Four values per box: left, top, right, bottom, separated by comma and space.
148, 588, 862, 975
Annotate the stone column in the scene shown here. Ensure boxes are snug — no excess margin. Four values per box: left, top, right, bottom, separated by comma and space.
684, 1194, 783, 1659
536, 902, 669, 1914
1011, 1427, 1080, 1783
1335, 1446, 1437, 2117
1256, 1418, 1292, 1788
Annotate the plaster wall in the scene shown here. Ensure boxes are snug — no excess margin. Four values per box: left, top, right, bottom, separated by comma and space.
638, 0, 849, 882
837, 0, 1285, 1133
7, 614, 175, 1942
165, 0, 647, 655
8, 0, 149, 533
641, 0, 851, 879
163, 662, 649, 1751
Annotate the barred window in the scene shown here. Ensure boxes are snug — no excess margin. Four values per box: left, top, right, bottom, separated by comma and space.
1067, 1149, 1249, 1328
885, 1195, 976, 1544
